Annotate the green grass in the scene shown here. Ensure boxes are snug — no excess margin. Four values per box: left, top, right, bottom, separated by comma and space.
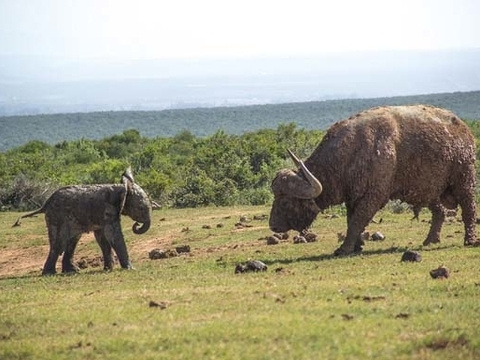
1, 206, 480, 359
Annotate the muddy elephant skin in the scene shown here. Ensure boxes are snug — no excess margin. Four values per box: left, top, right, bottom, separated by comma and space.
14, 168, 152, 275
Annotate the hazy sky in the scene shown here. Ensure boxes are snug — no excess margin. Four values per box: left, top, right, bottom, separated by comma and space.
0, 0, 479, 60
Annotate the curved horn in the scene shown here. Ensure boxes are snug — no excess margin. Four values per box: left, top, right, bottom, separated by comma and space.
132, 220, 150, 234
287, 148, 301, 167
286, 149, 323, 199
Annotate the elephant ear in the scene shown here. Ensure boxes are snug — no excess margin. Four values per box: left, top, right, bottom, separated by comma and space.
120, 167, 134, 214
122, 167, 135, 188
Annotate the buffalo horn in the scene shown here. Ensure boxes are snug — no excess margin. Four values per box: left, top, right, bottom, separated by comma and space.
287, 149, 323, 199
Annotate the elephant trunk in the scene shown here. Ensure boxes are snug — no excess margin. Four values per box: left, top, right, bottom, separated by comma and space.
132, 220, 150, 234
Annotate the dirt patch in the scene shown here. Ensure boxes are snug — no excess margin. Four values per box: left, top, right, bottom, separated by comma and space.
425, 335, 469, 351
0, 246, 47, 277
0, 234, 100, 278
0, 208, 269, 278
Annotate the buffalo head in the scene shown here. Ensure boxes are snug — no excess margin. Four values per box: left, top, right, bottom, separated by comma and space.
269, 149, 323, 233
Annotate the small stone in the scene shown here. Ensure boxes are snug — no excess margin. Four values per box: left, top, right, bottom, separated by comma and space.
303, 232, 318, 243
371, 231, 385, 241
245, 260, 268, 272
274, 232, 289, 240
234, 264, 247, 274
401, 250, 422, 262
175, 245, 191, 253
266, 236, 279, 245
360, 232, 370, 242
293, 235, 307, 244
149, 300, 168, 309
148, 248, 178, 260
430, 265, 450, 279
148, 249, 164, 259
235, 260, 268, 273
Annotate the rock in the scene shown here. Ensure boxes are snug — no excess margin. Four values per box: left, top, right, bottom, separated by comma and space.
148, 248, 178, 260
273, 232, 289, 240
149, 300, 168, 309
430, 265, 450, 279
234, 264, 247, 273
239, 215, 250, 223
371, 231, 385, 241
253, 214, 269, 221
175, 245, 191, 254
266, 236, 279, 245
293, 235, 307, 244
76, 256, 102, 269
401, 250, 422, 262
245, 260, 267, 272
303, 232, 318, 243
235, 260, 268, 273
360, 232, 370, 242
235, 222, 253, 228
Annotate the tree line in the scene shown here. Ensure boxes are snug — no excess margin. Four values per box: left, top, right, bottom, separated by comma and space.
2, 119, 480, 212
0, 124, 324, 211
2, 90, 480, 152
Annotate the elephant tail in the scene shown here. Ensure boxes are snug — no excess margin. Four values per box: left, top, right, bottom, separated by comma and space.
12, 207, 45, 227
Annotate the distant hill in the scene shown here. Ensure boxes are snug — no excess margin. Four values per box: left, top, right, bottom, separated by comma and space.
1, 90, 480, 152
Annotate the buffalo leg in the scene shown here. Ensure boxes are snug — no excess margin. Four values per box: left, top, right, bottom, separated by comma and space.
452, 166, 477, 246
335, 200, 380, 256
423, 202, 444, 245
460, 199, 477, 246
62, 234, 81, 273
94, 230, 115, 271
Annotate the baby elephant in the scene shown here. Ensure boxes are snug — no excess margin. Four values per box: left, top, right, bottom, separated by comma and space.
13, 168, 152, 275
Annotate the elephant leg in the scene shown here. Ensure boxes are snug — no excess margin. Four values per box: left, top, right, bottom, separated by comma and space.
42, 249, 60, 275
42, 224, 64, 275
62, 234, 81, 274
104, 221, 132, 269
112, 235, 132, 269
94, 230, 114, 271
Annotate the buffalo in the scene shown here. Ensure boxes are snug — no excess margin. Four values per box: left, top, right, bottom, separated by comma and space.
269, 105, 477, 255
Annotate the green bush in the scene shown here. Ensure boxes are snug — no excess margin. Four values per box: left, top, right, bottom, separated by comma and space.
3, 120, 479, 211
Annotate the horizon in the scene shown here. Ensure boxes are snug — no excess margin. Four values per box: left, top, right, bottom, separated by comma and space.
1, 1, 480, 116
1, 48, 480, 116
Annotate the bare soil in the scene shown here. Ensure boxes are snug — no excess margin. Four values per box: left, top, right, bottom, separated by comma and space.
0, 207, 271, 278
0, 233, 177, 278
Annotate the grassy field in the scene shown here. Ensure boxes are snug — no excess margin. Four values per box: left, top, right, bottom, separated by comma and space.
1, 205, 480, 359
